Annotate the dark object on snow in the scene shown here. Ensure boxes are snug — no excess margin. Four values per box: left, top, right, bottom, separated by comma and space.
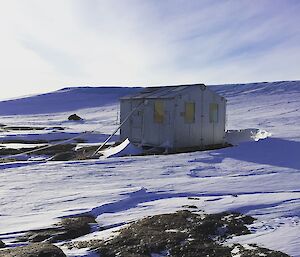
68, 114, 83, 121
51, 151, 77, 161
3, 126, 46, 131
93, 210, 290, 257
0, 240, 5, 248
182, 205, 198, 209
49, 126, 65, 131
0, 243, 66, 257
17, 215, 97, 244
56, 216, 96, 241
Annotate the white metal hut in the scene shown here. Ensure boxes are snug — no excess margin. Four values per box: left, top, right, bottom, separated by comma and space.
119, 84, 226, 151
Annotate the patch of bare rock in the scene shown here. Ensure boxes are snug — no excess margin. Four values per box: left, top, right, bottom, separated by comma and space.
68, 113, 83, 121
3, 210, 291, 257
0, 216, 97, 257
67, 210, 290, 257
0, 243, 66, 257
0, 240, 5, 248
17, 215, 97, 244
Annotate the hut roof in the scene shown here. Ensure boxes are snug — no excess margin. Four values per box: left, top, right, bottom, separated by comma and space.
120, 84, 206, 100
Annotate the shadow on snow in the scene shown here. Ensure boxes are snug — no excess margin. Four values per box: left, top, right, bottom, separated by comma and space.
203, 137, 300, 170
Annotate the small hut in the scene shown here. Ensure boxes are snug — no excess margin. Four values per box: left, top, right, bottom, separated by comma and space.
120, 84, 226, 151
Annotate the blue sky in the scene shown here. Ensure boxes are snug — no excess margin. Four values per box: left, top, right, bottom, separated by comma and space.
0, 0, 299, 99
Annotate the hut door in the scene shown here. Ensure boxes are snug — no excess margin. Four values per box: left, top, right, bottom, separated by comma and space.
174, 97, 197, 148
131, 101, 143, 142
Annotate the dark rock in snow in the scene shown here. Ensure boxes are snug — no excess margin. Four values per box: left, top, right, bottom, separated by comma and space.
0, 139, 49, 144
29, 232, 57, 243
68, 114, 83, 121
10, 211, 290, 257
54, 216, 96, 241
36, 144, 76, 157
65, 239, 103, 250
0, 243, 66, 257
2, 126, 46, 131
49, 126, 65, 131
182, 205, 198, 209
95, 210, 243, 257
89, 210, 290, 257
0, 240, 5, 248
187, 197, 200, 200
18, 215, 97, 244
51, 151, 77, 161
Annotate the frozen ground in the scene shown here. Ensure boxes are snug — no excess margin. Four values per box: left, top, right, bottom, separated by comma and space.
0, 81, 299, 256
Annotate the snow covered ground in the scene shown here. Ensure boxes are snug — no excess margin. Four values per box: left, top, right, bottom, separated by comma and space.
0, 81, 299, 256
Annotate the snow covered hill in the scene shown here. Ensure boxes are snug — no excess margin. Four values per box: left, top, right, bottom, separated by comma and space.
0, 81, 299, 257
0, 86, 140, 115
212, 81, 300, 141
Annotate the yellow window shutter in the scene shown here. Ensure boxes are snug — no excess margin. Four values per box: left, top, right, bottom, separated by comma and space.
185, 102, 195, 123
209, 103, 219, 123
154, 100, 164, 123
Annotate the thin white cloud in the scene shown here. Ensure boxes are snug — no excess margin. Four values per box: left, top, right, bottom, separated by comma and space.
0, 0, 299, 99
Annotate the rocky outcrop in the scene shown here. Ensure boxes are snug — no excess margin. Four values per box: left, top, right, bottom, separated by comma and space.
18, 215, 97, 244
9, 211, 291, 257
91, 210, 289, 257
0, 243, 66, 257
68, 114, 83, 121
0, 240, 5, 248
51, 151, 77, 161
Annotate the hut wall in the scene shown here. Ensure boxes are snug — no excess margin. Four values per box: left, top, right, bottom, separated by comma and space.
120, 85, 226, 150
142, 99, 175, 147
